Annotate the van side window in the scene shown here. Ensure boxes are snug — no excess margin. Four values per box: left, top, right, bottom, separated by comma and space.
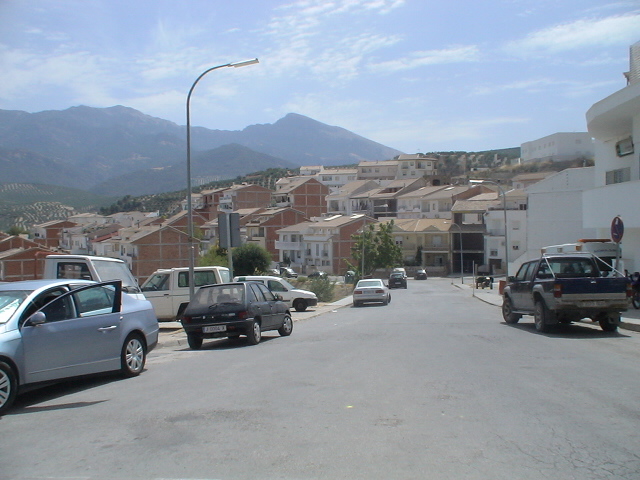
267, 280, 287, 292
56, 262, 92, 280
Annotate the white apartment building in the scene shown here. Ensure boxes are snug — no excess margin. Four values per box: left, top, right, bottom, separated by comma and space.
357, 160, 398, 180
584, 42, 640, 272
521, 132, 594, 163
316, 167, 358, 192
395, 154, 438, 179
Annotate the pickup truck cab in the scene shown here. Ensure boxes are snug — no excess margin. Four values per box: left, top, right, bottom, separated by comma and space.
141, 266, 230, 321
502, 254, 630, 332
233, 275, 318, 312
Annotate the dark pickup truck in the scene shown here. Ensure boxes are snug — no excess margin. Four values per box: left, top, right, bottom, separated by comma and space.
502, 254, 631, 332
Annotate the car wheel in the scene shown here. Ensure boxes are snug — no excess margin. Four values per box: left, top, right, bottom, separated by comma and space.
502, 296, 521, 324
534, 300, 550, 333
247, 320, 261, 345
187, 333, 203, 350
599, 314, 619, 332
0, 361, 17, 416
121, 334, 146, 377
278, 314, 293, 336
293, 299, 307, 312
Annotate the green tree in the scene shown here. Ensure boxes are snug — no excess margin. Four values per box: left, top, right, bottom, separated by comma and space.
349, 221, 402, 278
199, 244, 228, 267
373, 221, 402, 270
7, 225, 28, 235
415, 245, 423, 266
232, 243, 271, 276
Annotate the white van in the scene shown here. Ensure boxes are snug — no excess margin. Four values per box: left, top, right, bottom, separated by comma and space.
43, 255, 145, 300
233, 275, 318, 312
141, 266, 230, 321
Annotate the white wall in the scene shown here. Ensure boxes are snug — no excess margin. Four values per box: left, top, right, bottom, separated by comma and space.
525, 168, 597, 259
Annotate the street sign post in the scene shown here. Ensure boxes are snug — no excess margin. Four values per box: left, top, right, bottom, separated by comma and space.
611, 216, 624, 243
611, 216, 624, 275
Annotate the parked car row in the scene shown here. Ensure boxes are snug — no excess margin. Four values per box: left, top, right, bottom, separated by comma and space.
0, 266, 426, 414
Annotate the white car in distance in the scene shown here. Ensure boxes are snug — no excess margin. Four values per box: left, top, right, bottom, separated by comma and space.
352, 279, 391, 307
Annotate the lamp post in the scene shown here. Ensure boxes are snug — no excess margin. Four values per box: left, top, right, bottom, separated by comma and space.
446, 222, 464, 284
186, 58, 259, 301
470, 179, 508, 276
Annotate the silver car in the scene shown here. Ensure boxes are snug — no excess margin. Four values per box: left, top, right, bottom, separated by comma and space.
0, 279, 159, 415
352, 279, 391, 307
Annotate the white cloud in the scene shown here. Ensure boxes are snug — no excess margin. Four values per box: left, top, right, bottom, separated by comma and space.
472, 77, 621, 99
367, 45, 480, 73
506, 13, 640, 55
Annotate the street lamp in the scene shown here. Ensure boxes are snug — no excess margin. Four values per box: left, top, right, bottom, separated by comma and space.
186, 58, 259, 300
470, 179, 509, 276
446, 222, 464, 284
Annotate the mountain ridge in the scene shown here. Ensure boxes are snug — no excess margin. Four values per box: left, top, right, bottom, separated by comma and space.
0, 106, 403, 195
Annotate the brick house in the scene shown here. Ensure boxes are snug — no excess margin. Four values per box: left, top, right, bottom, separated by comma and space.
244, 207, 309, 260
218, 184, 273, 212
276, 214, 376, 275
272, 177, 329, 219
29, 219, 77, 249
0, 246, 56, 281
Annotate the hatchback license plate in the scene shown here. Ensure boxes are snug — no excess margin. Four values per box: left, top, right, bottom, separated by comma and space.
203, 325, 226, 333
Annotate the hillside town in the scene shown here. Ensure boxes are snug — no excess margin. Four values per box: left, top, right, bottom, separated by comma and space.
1, 43, 639, 285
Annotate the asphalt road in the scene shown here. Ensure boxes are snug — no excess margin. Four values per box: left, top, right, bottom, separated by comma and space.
2, 278, 640, 479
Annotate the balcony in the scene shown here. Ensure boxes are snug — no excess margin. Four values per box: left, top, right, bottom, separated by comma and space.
275, 241, 303, 250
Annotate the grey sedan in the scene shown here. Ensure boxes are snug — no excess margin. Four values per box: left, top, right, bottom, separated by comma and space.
0, 279, 159, 415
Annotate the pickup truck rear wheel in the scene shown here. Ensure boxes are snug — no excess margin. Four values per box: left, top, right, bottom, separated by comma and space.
502, 296, 521, 324
598, 314, 619, 332
534, 300, 550, 333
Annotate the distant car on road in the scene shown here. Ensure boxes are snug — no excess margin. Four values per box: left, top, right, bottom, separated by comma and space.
280, 267, 298, 278
415, 269, 428, 280
388, 272, 407, 289
0, 279, 158, 415
353, 279, 390, 307
180, 282, 292, 349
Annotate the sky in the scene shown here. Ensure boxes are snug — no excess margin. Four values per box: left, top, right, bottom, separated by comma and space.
1, 0, 639, 154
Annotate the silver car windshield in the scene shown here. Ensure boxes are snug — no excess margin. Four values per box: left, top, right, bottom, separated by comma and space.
0, 291, 29, 324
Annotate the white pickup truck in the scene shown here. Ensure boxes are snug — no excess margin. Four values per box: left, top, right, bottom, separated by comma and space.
43, 255, 145, 300
141, 266, 230, 321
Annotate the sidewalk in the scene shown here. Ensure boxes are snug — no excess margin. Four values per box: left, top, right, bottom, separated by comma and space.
452, 276, 640, 333
156, 296, 354, 349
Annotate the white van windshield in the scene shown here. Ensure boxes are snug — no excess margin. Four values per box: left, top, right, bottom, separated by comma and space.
92, 260, 140, 292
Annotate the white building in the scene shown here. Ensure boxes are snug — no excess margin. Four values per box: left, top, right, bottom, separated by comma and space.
584, 42, 640, 272
521, 132, 594, 163
395, 154, 438, 179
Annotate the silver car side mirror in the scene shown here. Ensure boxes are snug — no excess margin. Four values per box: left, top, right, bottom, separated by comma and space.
26, 311, 47, 326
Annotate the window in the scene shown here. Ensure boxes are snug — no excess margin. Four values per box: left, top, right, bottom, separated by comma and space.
490, 249, 498, 256
605, 168, 631, 184
74, 285, 115, 316
56, 262, 91, 280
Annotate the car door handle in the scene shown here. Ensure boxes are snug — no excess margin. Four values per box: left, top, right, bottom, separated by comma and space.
98, 325, 118, 332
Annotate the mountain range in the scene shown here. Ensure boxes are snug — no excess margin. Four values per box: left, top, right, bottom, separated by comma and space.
0, 106, 403, 196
